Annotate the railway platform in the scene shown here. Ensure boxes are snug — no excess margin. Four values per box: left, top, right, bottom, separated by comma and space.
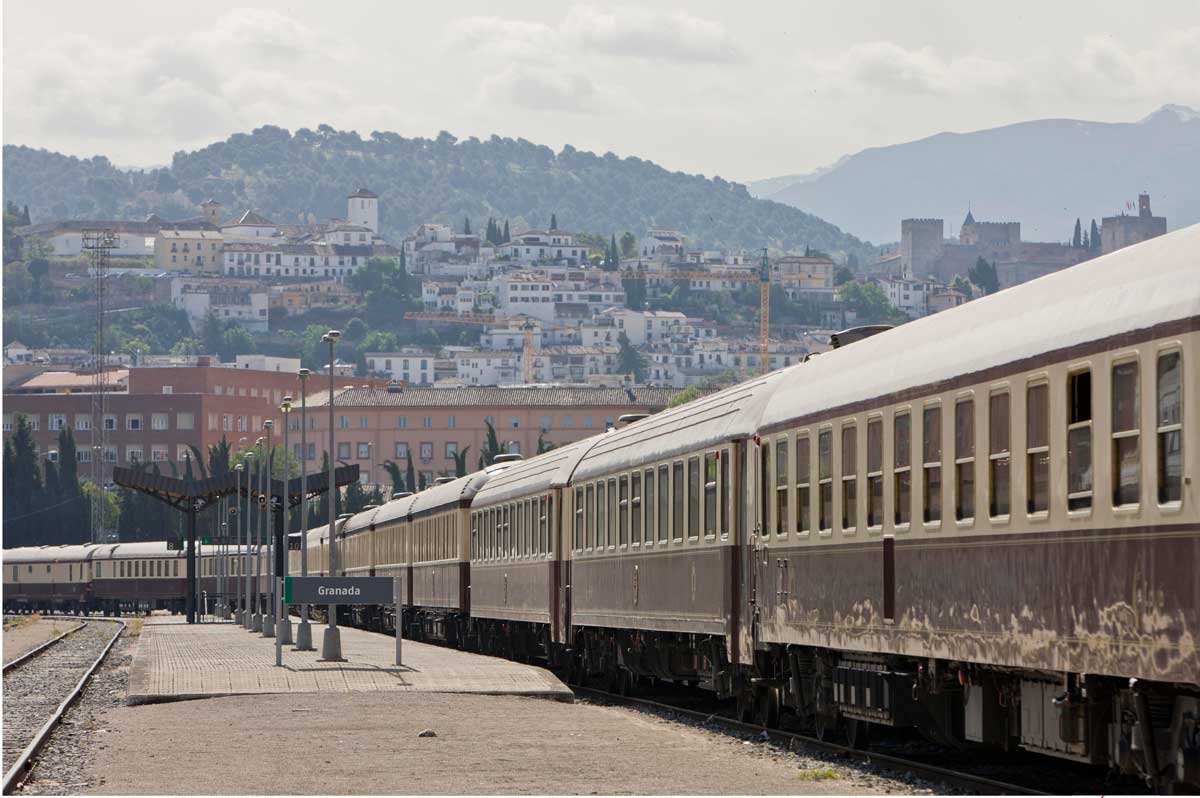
126, 616, 571, 704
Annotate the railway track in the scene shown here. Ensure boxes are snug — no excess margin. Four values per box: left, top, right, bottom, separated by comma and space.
2, 619, 125, 795
573, 686, 1048, 796
3, 619, 87, 673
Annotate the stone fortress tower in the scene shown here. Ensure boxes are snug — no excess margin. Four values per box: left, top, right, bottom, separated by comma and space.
900, 218, 944, 278
1101, 193, 1167, 254
347, 188, 379, 234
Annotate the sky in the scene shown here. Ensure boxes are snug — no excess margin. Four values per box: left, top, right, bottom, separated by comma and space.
3, 1, 1199, 182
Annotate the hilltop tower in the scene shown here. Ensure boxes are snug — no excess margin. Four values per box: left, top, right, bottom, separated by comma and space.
900, 218, 944, 278
347, 188, 379, 234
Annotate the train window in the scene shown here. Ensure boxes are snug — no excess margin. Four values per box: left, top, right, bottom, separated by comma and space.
1157, 351, 1183, 504
597, 481, 608, 549
923, 406, 942, 523
989, 392, 1012, 517
541, 497, 550, 556
867, 418, 883, 528
704, 453, 718, 537
894, 412, 912, 526
842, 423, 858, 531
631, 473, 642, 543
608, 478, 618, 547
12, 566, 16, 580
760, 442, 771, 537
720, 449, 729, 538
1067, 370, 1094, 511
774, 440, 788, 536
955, 398, 976, 522
644, 468, 656, 543
586, 484, 595, 549
657, 466, 669, 543
47, 564, 52, 574
471, 514, 478, 559
1027, 382, 1050, 513
69, 564, 73, 581
795, 435, 811, 534
158, 560, 164, 577
618, 476, 629, 546
574, 489, 584, 551
506, 504, 515, 558
672, 461, 685, 541
818, 429, 833, 532
1112, 360, 1141, 507
120, 561, 125, 577
688, 456, 700, 539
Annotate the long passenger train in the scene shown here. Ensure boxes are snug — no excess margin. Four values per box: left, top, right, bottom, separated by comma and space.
4, 227, 1197, 789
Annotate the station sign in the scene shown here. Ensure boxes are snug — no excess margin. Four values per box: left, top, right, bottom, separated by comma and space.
283, 576, 394, 605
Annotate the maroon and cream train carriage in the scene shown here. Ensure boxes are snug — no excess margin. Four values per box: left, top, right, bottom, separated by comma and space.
742, 226, 1199, 784
4, 545, 100, 613
468, 439, 599, 661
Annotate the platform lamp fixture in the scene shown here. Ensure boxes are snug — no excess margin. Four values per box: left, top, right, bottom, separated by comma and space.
262, 419, 276, 639
321, 330, 345, 661
295, 368, 314, 651
277, 397, 294, 645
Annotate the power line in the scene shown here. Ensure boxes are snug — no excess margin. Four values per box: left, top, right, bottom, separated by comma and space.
4, 493, 88, 523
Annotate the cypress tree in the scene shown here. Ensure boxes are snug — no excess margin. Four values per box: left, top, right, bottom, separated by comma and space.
463, 216, 471, 235
405, 450, 417, 496
1090, 219, 1101, 252
550, 213, 558, 230
502, 220, 510, 244
1072, 218, 1082, 248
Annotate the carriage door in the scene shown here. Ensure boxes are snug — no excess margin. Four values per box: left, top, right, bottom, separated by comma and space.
738, 438, 762, 662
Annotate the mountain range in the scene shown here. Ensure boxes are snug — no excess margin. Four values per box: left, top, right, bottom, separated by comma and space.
749, 104, 1200, 244
2, 127, 874, 261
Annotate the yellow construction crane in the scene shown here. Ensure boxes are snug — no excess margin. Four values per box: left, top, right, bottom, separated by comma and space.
620, 248, 787, 376
403, 311, 565, 383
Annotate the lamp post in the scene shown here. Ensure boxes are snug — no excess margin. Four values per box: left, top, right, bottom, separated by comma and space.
320, 330, 344, 661
277, 397, 293, 645
262, 419, 275, 638
233, 463, 244, 624
295, 368, 314, 651
252, 436, 265, 631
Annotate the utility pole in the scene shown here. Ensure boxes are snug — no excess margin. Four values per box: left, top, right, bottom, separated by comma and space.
83, 230, 116, 543
759, 248, 771, 376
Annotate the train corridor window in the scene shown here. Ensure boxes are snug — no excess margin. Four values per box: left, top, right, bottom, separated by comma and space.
867, 418, 883, 528
471, 515, 479, 558
1112, 361, 1140, 507
989, 392, 1012, 517
923, 406, 942, 523
818, 429, 833, 532
644, 469, 656, 543
955, 398, 976, 521
658, 466, 670, 543
120, 561, 125, 577
673, 461, 685, 541
1067, 370, 1093, 511
704, 453, 718, 537
842, 423, 857, 531
688, 456, 701, 539
586, 484, 595, 549
597, 481, 608, 549
1157, 351, 1183, 504
720, 449, 729, 538
894, 412, 912, 526
618, 476, 629, 546
541, 497, 550, 555
574, 489, 584, 551
1027, 382, 1050, 513
608, 478, 618, 547
774, 441, 788, 536
631, 473, 643, 543
796, 435, 811, 534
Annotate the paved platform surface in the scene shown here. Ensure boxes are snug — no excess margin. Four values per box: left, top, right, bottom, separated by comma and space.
126, 617, 570, 704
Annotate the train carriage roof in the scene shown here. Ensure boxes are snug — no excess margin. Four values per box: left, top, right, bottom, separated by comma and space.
2, 542, 192, 562
571, 368, 789, 483
369, 492, 420, 529
409, 469, 496, 519
759, 224, 1200, 432
471, 435, 606, 508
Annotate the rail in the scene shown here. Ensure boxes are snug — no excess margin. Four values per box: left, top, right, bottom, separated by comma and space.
2, 620, 88, 674
2, 618, 126, 795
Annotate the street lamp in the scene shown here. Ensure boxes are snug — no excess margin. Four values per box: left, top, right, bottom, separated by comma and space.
320, 330, 344, 661
262, 419, 276, 639
252, 437, 265, 632
233, 462, 244, 624
277, 398, 294, 645
295, 368, 315, 651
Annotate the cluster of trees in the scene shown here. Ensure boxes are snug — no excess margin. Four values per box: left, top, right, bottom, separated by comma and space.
1071, 217, 1103, 254
2, 418, 90, 547
3, 126, 875, 261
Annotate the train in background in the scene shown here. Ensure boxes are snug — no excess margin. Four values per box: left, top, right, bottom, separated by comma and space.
4, 227, 1197, 790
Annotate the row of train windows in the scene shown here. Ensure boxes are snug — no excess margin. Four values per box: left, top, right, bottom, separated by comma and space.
116, 560, 180, 578
471, 496, 553, 561
200, 558, 252, 576
572, 450, 731, 553
413, 515, 458, 562
763, 350, 1184, 536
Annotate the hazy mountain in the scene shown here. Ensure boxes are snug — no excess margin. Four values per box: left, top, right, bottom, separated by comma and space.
759, 105, 1200, 244
2, 126, 875, 260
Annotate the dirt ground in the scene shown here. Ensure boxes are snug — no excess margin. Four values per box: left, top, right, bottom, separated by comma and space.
80, 691, 932, 795
3, 617, 73, 664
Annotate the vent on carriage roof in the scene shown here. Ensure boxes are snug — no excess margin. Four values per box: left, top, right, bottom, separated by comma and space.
617, 413, 649, 428
830, 325, 893, 349
493, 453, 523, 463
392, 491, 413, 500
435, 477, 455, 485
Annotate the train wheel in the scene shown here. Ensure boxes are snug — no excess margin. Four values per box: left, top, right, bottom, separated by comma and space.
736, 689, 755, 723
845, 717, 871, 750
754, 685, 781, 729
813, 710, 838, 742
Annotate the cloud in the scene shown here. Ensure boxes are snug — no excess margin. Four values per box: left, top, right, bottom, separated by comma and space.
479, 64, 607, 114
799, 41, 1019, 96
1071, 27, 1200, 103
447, 5, 742, 64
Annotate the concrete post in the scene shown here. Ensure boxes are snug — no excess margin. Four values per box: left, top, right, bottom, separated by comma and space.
295, 369, 314, 651
275, 577, 283, 668
320, 330, 344, 661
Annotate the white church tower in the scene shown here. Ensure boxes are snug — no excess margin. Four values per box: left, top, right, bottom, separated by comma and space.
347, 188, 379, 234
